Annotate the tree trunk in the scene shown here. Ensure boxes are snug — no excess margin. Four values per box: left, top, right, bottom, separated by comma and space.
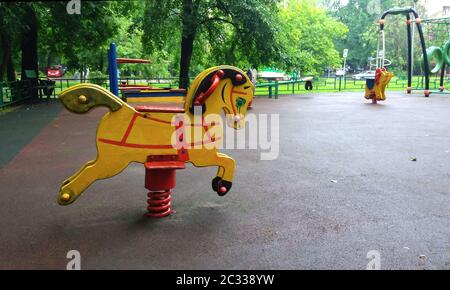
80, 66, 85, 83
0, 31, 16, 82
6, 53, 16, 81
20, 5, 39, 99
99, 50, 104, 73
0, 35, 6, 81
47, 53, 52, 68
179, 0, 196, 89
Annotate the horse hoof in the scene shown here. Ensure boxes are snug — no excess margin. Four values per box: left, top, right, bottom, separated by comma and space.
58, 188, 76, 206
212, 177, 232, 196
219, 186, 228, 195
217, 180, 232, 197
212, 177, 222, 192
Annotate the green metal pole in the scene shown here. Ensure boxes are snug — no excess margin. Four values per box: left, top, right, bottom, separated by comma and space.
275, 81, 279, 99
0, 82, 3, 107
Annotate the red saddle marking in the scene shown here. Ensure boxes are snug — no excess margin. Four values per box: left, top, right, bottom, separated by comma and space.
135, 103, 186, 114
116, 58, 151, 64
169, 89, 186, 93
144, 161, 186, 170
119, 84, 151, 87
119, 87, 152, 91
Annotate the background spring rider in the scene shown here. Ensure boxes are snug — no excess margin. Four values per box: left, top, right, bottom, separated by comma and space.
364, 22, 394, 104
364, 68, 393, 104
57, 66, 254, 218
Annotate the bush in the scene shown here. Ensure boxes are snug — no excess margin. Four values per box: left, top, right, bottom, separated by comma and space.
89, 71, 107, 86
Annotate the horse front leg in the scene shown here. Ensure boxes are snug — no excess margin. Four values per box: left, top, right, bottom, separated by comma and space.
189, 150, 235, 196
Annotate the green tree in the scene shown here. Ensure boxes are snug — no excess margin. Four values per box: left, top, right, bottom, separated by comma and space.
142, 0, 281, 89
276, 0, 348, 76
0, 0, 134, 91
328, 0, 379, 70
327, 0, 427, 73
39, 1, 133, 81
112, 5, 174, 79
0, 3, 27, 81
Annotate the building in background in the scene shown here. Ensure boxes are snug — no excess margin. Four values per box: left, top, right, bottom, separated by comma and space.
419, 0, 450, 17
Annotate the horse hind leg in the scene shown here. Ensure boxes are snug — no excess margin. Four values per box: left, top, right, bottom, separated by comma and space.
58, 154, 130, 205
61, 160, 96, 187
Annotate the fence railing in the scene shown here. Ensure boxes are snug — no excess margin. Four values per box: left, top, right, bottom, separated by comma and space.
0, 80, 35, 108
2, 74, 449, 108
1, 76, 189, 108
47, 77, 182, 99
255, 75, 450, 97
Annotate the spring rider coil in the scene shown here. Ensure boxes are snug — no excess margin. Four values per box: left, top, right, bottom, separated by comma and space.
145, 155, 185, 218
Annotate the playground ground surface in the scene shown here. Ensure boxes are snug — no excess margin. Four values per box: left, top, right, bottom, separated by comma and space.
0, 91, 449, 270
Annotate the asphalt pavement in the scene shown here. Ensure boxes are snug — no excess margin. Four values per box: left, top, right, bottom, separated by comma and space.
0, 92, 449, 269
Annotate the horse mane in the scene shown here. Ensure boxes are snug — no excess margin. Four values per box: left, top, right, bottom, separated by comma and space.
184, 65, 248, 112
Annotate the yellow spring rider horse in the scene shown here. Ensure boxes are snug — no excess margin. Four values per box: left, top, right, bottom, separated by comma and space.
364, 68, 394, 103
57, 66, 254, 206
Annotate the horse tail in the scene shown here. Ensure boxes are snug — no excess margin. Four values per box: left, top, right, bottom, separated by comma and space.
59, 84, 124, 114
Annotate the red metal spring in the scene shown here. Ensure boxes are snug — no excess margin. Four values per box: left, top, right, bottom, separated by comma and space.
146, 190, 172, 218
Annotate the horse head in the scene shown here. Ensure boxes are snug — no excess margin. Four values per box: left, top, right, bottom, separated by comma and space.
186, 66, 255, 129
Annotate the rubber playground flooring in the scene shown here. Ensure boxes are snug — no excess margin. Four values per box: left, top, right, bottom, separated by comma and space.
0, 92, 449, 269
0, 101, 63, 167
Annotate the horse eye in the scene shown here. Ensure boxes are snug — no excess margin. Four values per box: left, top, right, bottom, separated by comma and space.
244, 86, 251, 90
236, 97, 246, 108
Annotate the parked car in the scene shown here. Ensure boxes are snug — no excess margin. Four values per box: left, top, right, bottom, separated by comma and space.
47, 65, 65, 78
352, 71, 376, 80
336, 70, 346, 77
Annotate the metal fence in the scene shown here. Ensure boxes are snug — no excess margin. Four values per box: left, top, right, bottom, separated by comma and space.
2, 74, 449, 109
46, 77, 181, 99
257, 75, 450, 97
0, 80, 35, 108
313, 75, 450, 92
0, 76, 189, 109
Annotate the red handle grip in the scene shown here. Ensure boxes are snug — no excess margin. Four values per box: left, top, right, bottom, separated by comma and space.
194, 70, 225, 106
